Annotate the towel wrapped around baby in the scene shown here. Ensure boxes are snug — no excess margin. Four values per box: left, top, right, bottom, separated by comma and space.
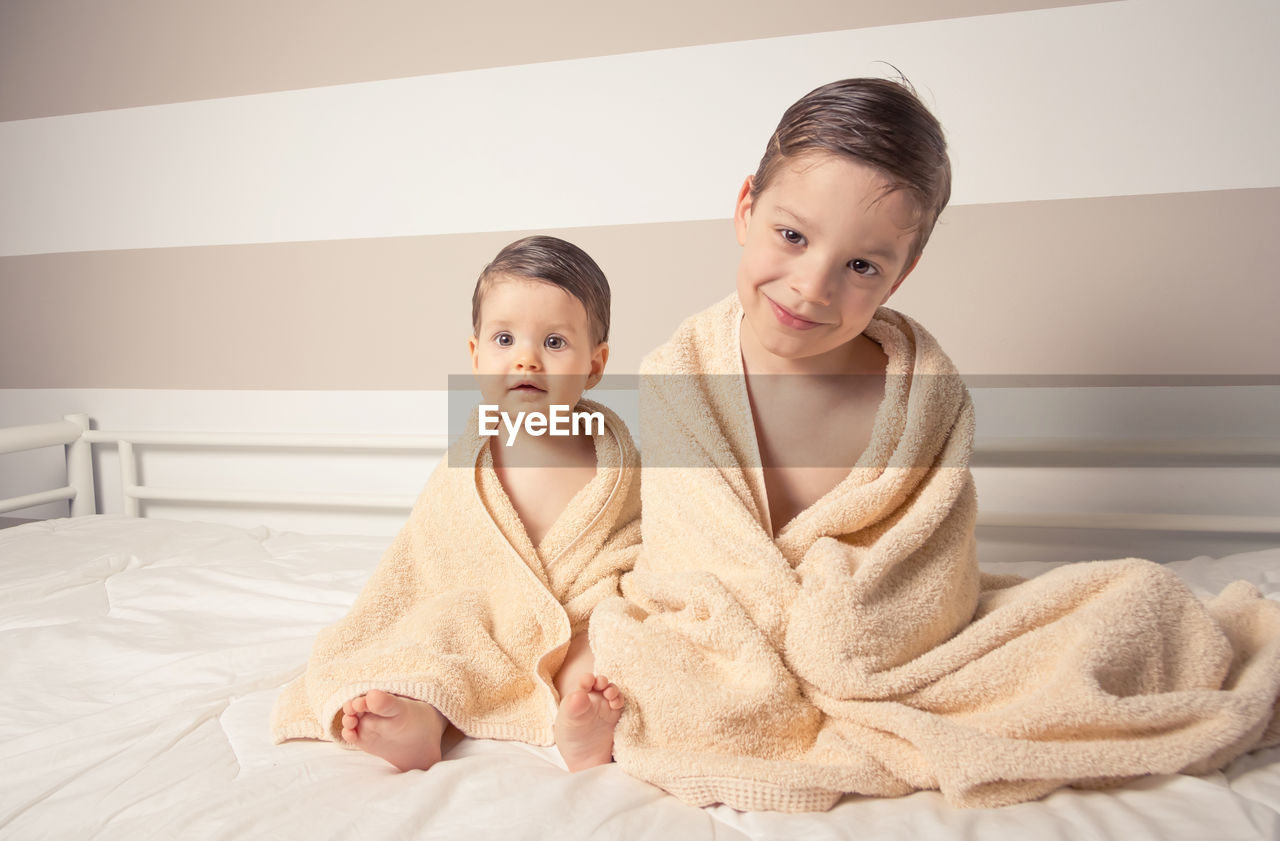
589, 295, 1280, 810
273, 399, 640, 747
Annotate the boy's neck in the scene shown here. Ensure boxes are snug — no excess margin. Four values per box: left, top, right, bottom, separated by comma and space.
740, 326, 886, 378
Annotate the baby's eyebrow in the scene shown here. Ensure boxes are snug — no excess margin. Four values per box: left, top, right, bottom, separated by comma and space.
544, 324, 589, 337
483, 320, 583, 335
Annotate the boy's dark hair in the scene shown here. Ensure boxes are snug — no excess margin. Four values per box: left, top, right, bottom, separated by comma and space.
751, 77, 952, 263
471, 235, 611, 344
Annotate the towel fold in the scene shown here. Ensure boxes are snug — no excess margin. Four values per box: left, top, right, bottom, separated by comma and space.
590, 295, 1280, 810
273, 398, 640, 747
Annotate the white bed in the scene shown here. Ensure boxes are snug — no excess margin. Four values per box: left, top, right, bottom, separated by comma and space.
3, 415, 1280, 840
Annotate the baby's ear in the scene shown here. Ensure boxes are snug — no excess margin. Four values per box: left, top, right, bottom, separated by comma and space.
467, 336, 480, 373
586, 342, 610, 389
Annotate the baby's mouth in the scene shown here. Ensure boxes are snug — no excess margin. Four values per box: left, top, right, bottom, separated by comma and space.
509, 381, 546, 393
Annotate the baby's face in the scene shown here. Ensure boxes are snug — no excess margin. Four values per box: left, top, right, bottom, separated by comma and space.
468, 277, 606, 417
734, 152, 920, 371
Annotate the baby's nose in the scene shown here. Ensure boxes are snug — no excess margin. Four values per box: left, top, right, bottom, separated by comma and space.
514, 344, 542, 369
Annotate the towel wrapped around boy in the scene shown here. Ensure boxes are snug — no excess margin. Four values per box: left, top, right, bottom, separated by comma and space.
590, 295, 1280, 810
272, 399, 640, 747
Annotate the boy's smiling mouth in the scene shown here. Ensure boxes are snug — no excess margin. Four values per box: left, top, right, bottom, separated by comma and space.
766, 296, 824, 330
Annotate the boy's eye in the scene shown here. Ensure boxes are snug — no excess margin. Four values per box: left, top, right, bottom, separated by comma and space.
780, 228, 805, 246
849, 259, 879, 277
544, 335, 566, 350
495, 332, 514, 347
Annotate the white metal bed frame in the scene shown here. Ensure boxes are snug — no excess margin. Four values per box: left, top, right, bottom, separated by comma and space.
0, 413, 448, 519
1, 413, 1279, 535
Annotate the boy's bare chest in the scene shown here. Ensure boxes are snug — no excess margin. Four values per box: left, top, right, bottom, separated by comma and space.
748, 377, 884, 535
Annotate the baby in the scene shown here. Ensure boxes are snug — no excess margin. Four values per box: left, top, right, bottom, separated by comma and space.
273, 235, 638, 774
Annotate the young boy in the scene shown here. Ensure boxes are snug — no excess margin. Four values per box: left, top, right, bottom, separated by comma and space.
272, 235, 636, 774
730, 78, 949, 533
588, 78, 1280, 810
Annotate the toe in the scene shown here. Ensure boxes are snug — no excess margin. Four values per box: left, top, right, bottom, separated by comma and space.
563, 690, 595, 720
365, 689, 400, 716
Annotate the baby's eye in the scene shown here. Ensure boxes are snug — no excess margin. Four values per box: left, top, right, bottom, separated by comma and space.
849, 259, 879, 277
544, 335, 566, 350
495, 332, 514, 347
780, 228, 805, 246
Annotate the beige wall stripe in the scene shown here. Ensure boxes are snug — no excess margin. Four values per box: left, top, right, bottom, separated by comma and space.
0, 1, 1113, 122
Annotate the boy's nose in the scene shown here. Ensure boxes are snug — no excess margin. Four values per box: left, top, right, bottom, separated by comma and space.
789, 262, 833, 306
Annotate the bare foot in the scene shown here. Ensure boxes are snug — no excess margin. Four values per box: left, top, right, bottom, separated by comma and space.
554, 673, 624, 772
340, 689, 447, 771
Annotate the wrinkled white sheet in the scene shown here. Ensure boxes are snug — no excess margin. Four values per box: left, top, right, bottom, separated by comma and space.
1, 515, 1278, 841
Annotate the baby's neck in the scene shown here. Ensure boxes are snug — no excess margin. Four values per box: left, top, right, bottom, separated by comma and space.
490, 427, 596, 470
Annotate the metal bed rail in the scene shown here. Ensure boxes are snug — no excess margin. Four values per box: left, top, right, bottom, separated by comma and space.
0, 414, 95, 517
79, 428, 450, 517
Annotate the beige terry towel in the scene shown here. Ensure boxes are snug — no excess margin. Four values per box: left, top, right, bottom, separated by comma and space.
590, 295, 1280, 810
272, 398, 640, 747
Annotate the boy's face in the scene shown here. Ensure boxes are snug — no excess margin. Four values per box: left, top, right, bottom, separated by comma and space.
468, 276, 608, 418
734, 153, 921, 370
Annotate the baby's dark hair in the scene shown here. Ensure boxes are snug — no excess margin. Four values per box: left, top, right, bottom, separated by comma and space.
471, 235, 611, 345
751, 77, 952, 262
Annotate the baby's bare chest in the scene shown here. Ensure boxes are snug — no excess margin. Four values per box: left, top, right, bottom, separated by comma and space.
499, 464, 596, 548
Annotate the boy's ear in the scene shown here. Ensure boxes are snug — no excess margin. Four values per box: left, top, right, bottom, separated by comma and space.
733, 176, 755, 247
881, 255, 921, 305
585, 342, 610, 390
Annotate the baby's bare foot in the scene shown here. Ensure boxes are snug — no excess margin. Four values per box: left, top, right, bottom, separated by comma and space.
554, 673, 624, 772
340, 689, 447, 772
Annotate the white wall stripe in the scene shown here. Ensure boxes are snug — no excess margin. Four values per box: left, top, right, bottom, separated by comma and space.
1, 0, 1276, 257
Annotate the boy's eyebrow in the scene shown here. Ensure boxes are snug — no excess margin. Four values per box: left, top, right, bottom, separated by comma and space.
774, 204, 904, 263
775, 205, 812, 229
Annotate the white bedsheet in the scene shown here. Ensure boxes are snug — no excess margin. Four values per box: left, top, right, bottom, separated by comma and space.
2, 515, 1278, 841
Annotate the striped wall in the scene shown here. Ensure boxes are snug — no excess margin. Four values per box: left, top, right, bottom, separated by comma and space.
2, 0, 1278, 556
